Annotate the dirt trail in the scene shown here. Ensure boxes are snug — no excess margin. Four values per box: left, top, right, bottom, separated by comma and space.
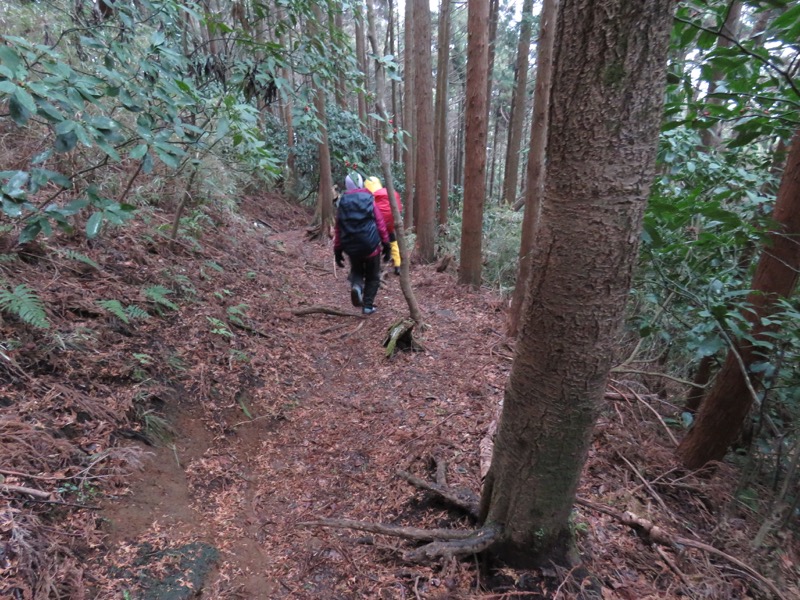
97, 202, 510, 599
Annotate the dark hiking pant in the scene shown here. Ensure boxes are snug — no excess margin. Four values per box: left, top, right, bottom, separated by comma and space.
348, 253, 382, 308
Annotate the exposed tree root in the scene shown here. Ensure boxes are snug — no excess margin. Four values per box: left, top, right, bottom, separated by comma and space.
396, 470, 480, 519
292, 305, 364, 318
301, 518, 501, 563
303, 466, 501, 563
576, 497, 788, 600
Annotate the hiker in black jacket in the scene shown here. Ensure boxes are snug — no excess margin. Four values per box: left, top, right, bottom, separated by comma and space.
333, 173, 390, 315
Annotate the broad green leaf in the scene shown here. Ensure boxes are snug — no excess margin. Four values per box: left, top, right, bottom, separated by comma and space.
771, 3, 800, 31
0, 46, 21, 75
129, 144, 149, 160
86, 212, 104, 239
154, 147, 180, 169
18, 221, 43, 244
9, 95, 31, 125
54, 131, 78, 153
0, 81, 16, 94
2, 198, 24, 218
13, 88, 37, 113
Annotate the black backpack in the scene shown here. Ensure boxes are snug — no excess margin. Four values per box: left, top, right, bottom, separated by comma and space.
337, 191, 380, 257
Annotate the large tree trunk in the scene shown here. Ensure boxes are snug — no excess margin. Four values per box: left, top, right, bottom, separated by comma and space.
479, 0, 673, 567
506, 0, 557, 337
458, 0, 490, 287
677, 130, 800, 469
434, 0, 452, 227
413, 0, 437, 262
501, 0, 535, 206
403, 0, 416, 230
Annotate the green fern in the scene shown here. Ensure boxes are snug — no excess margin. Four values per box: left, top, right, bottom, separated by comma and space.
204, 260, 224, 273
125, 305, 150, 321
97, 300, 150, 323
59, 249, 100, 270
0, 283, 50, 329
143, 285, 179, 311
97, 299, 130, 323
226, 303, 249, 326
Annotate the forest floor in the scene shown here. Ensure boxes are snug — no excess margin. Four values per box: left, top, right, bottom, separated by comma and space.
1, 191, 798, 600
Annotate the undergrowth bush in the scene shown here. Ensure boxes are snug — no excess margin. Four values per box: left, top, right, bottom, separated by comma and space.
440, 203, 522, 294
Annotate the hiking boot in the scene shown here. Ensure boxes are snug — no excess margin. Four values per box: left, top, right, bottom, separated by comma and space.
394, 266, 400, 276
362, 306, 377, 315
350, 284, 363, 307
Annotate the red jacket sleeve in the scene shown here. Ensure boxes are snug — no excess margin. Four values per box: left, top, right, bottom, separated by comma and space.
374, 203, 390, 244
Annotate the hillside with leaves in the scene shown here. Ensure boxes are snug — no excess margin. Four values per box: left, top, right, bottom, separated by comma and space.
1, 0, 800, 598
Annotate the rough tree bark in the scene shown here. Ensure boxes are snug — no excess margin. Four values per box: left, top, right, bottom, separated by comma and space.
506, 0, 557, 337
403, 0, 416, 230
677, 130, 800, 469
458, 0, 490, 287
480, 0, 673, 567
434, 0, 452, 227
501, 0, 535, 206
412, 0, 437, 262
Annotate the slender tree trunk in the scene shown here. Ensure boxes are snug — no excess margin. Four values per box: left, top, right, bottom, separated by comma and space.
334, 8, 347, 110
507, 0, 557, 337
458, 0, 490, 287
312, 5, 334, 233
483, 0, 500, 192
678, 130, 800, 469
356, 12, 369, 135
403, 0, 416, 230
365, 0, 424, 324
480, 0, 673, 567
435, 0, 452, 227
488, 106, 501, 201
501, 0, 535, 206
388, 0, 401, 164
413, 0, 437, 262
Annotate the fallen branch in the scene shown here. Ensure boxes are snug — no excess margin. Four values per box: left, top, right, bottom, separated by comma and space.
292, 306, 364, 318
340, 320, 366, 339
0, 483, 51, 499
575, 497, 788, 600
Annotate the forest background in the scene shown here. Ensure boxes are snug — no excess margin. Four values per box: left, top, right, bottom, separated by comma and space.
0, 0, 799, 598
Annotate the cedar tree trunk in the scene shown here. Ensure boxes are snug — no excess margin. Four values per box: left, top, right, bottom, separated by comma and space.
479, 0, 673, 567
678, 130, 800, 469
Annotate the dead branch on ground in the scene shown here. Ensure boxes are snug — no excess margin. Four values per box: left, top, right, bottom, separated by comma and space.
575, 497, 788, 600
292, 305, 364, 318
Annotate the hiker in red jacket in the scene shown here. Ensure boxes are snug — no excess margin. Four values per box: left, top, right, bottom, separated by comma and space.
364, 176, 403, 275
333, 173, 390, 315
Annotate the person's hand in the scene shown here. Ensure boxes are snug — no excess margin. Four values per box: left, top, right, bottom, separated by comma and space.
335, 249, 345, 268
382, 243, 391, 262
